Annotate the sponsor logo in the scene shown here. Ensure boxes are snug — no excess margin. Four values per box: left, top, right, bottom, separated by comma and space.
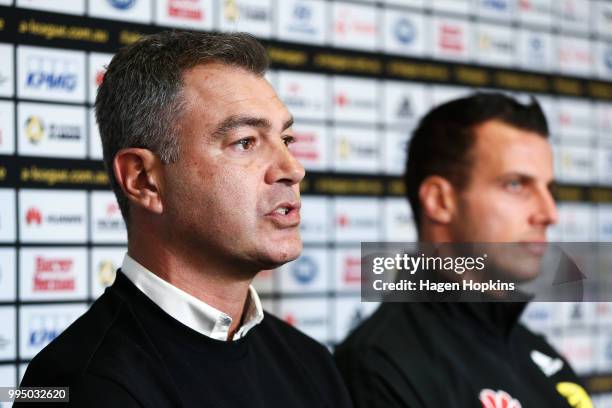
396, 96, 414, 120
291, 256, 317, 284
24, 207, 82, 226
291, 129, 320, 161
482, 0, 508, 11
283, 82, 322, 111
337, 214, 377, 229
97, 260, 117, 287
334, 9, 376, 36
96, 202, 125, 232
556, 382, 593, 408
26, 208, 42, 226
168, 0, 203, 20
33, 256, 75, 291
480, 389, 522, 408
342, 255, 361, 283
518, 0, 548, 14
334, 92, 377, 110
0, 334, 10, 350
478, 31, 513, 54
531, 350, 564, 376
25, 116, 44, 144
0, 73, 8, 88
27, 314, 65, 347
26, 57, 77, 92
224, 0, 268, 23
283, 313, 326, 328
287, 3, 316, 35
95, 68, 105, 87
337, 136, 377, 160
439, 24, 464, 52
605, 47, 612, 71
394, 18, 415, 45
25, 116, 81, 144
108, 0, 136, 10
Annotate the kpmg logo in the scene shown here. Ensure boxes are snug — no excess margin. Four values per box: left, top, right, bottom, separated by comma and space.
108, 0, 136, 10
26, 57, 77, 92
291, 256, 317, 284
28, 315, 64, 348
394, 18, 415, 45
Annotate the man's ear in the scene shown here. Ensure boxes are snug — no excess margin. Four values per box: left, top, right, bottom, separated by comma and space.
113, 148, 164, 215
418, 175, 457, 225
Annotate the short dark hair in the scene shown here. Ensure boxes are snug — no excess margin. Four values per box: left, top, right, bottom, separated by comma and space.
404, 92, 549, 232
95, 30, 269, 224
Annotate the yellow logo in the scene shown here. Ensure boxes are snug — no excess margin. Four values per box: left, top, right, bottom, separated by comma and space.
224, 0, 239, 22
25, 116, 44, 144
98, 260, 117, 287
556, 382, 593, 408
338, 137, 351, 159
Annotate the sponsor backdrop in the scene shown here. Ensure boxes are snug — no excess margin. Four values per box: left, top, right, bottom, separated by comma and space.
1, 0, 612, 403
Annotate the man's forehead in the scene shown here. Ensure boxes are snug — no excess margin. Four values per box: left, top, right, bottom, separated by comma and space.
181, 63, 290, 125
471, 120, 553, 178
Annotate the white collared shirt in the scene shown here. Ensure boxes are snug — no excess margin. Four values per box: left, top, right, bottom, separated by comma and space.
120, 254, 264, 341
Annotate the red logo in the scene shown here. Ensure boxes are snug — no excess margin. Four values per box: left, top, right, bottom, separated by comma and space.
26, 208, 43, 225
106, 202, 120, 217
284, 314, 296, 326
335, 93, 349, 107
290, 130, 319, 161
480, 389, 522, 408
440, 24, 464, 52
168, 0, 203, 20
95, 69, 105, 87
343, 256, 361, 283
34, 256, 76, 292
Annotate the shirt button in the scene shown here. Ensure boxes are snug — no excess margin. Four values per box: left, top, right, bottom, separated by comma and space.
221, 316, 232, 326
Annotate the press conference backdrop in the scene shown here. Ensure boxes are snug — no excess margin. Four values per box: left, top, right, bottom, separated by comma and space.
1, 0, 612, 404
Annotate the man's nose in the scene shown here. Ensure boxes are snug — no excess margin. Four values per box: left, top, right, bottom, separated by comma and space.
530, 186, 558, 227
264, 140, 306, 186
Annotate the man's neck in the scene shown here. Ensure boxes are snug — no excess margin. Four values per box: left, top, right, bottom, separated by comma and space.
127, 241, 255, 339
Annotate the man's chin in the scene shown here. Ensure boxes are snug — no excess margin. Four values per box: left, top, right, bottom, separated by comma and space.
256, 241, 302, 270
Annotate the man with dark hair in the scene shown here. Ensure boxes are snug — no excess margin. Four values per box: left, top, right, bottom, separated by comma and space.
18, 31, 352, 408
335, 93, 592, 407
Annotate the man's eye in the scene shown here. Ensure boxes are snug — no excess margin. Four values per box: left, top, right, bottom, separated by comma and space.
283, 135, 296, 147
505, 180, 523, 192
235, 138, 254, 151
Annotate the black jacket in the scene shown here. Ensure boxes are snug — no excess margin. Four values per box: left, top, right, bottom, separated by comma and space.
18, 271, 353, 408
335, 302, 592, 408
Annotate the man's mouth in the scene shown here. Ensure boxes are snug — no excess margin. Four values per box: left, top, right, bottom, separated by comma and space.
266, 202, 301, 227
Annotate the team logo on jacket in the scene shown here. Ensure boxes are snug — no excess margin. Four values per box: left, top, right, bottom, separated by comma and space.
556, 382, 593, 408
479, 389, 522, 408
531, 350, 563, 377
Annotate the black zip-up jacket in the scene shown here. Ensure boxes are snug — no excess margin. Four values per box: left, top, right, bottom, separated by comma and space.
334, 302, 592, 408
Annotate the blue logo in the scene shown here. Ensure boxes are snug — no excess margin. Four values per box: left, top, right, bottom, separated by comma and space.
530, 37, 542, 52
482, 0, 508, 11
107, 0, 136, 10
29, 327, 60, 347
291, 256, 317, 284
293, 4, 311, 21
604, 47, 612, 71
394, 18, 415, 45
26, 70, 76, 91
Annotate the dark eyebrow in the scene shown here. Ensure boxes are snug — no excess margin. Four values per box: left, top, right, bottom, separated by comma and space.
212, 115, 294, 139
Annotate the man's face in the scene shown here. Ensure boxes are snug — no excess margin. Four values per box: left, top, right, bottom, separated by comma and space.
161, 63, 305, 272
449, 120, 558, 279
